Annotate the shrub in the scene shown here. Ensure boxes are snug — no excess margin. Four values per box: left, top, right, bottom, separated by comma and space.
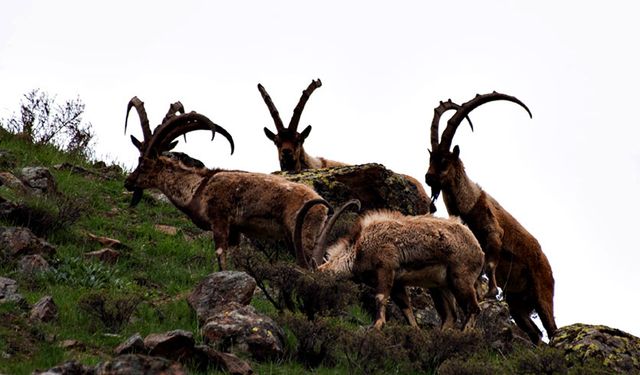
78, 292, 141, 332
278, 313, 345, 369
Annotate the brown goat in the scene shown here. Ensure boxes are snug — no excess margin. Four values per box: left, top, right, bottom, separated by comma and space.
424, 92, 557, 344
124, 97, 331, 270
259, 79, 433, 211
295, 200, 484, 331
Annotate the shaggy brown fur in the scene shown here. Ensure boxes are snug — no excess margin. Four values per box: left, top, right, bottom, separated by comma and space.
124, 97, 329, 269
425, 92, 557, 344
298, 203, 485, 331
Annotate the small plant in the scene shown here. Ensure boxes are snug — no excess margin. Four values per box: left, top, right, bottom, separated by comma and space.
78, 292, 141, 332
2, 89, 95, 159
278, 313, 345, 369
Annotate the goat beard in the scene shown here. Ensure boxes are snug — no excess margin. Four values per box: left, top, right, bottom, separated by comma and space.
429, 186, 441, 214
130, 188, 143, 207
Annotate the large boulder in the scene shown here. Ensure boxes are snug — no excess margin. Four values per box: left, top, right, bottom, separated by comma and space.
550, 323, 640, 373
187, 271, 257, 323
277, 163, 432, 215
202, 302, 286, 360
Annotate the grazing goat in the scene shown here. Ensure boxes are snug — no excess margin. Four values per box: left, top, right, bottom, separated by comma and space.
259, 79, 433, 211
295, 200, 484, 331
124, 97, 331, 270
424, 92, 557, 344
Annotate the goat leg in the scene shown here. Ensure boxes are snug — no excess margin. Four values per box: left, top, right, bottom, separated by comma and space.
373, 268, 394, 330
391, 284, 418, 327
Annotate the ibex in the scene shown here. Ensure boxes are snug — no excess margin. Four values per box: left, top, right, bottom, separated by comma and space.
295, 200, 484, 331
259, 79, 433, 211
124, 97, 331, 270
424, 92, 557, 344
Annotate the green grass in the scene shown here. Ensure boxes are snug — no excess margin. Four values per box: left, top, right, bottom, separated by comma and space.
0, 132, 614, 375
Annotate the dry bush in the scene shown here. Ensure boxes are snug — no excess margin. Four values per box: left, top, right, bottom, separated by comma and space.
278, 314, 345, 369
78, 292, 141, 332
0, 193, 87, 236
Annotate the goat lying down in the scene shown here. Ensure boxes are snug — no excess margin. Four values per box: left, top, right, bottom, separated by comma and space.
296, 200, 485, 330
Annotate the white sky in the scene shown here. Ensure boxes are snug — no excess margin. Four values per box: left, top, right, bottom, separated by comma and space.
1, 1, 639, 337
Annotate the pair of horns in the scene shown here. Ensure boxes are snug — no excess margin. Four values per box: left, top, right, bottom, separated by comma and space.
258, 79, 322, 133
430, 92, 532, 152
125, 96, 234, 157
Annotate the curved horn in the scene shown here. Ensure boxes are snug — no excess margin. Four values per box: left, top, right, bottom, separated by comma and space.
257, 83, 285, 132
145, 112, 233, 157
162, 101, 185, 124
311, 199, 361, 269
430, 99, 474, 151
294, 199, 333, 269
125, 96, 152, 142
439, 92, 532, 151
289, 79, 322, 132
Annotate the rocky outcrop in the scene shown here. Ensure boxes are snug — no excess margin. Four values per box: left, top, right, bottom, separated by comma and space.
187, 271, 257, 323
202, 302, 286, 360
277, 163, 431, 215
550, 323, 640, 373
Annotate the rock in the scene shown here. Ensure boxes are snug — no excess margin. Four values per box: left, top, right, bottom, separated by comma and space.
94, 354, 186, 375
475, 299, 531, 352
85, 232, 130, 250
32, 360, 95, 375
18, 254, 51, 273
193, 345, 254, 375
84, 248, 121, 264
0, 172, 30, 193
187, 271, 257, 323
30, 296, 58, 323
277, 163, 432, 216
59, 339, 85, 351
19, 167, 58, 195
114, 333, 145, 355
0, 226, 56, 259
143, 330, 195, 361
0, 276, 27, 307
550, 323, 640, 373
202, 302, 285, 360
154, 224, 178, 236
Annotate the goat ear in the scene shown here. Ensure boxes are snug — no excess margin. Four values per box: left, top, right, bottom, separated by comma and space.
130, 135, 143, 151
166, 141, 179, 151
453, 145, 460, 158
300, 125, 312, 140
264, 127, 276, 141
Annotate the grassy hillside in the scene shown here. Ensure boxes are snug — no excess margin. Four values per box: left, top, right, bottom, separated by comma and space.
0, 131, 611, 374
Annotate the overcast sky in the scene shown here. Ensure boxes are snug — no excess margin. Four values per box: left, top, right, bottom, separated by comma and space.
2, 1, 639, 337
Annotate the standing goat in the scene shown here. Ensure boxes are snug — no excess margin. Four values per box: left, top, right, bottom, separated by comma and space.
295, 200, 484, 331
124, 97, 331, 270
424, 92, 557, 344
259, 79, 433, 211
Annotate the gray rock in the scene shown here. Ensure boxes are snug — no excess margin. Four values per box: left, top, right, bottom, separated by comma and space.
0, 172, 30, 193
202, 302, 285, 360
30, 295, 58, 323
84, 248, 120, 264
94, 354, 186, 375
187, 271, 257, 323
19, 167, 57, 195
0, 276, 26, 307
193, 345, 254, 375
32, 360, 95, 375
19, 254, 51, 274
550, 323, 640, 373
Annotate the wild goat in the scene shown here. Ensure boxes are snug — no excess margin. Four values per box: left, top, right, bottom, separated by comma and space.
295, 200, 484, 330
259, 79, 433, 211
424, 92, 557, 344
259, 79, 347, 171
124, 97, 331, 270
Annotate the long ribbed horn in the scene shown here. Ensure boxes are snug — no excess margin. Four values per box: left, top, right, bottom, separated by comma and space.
125, 96, 152, 142
430, 99, 474, 151
294, 199, 333, 269
144, 112, 234, 157
311, 199, 361, 269
439, 92, 532, 151
257, 83, 285, 132
289, 79, 322, 132
162, 101, 185, 124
